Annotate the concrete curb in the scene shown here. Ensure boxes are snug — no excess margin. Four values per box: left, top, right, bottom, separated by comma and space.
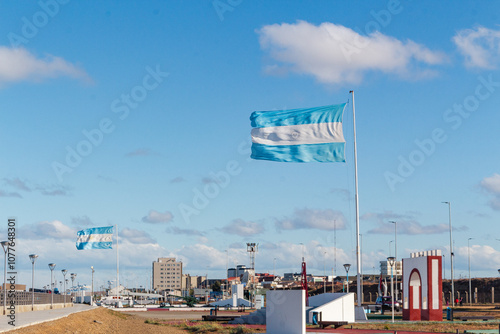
0, 305, 97, 333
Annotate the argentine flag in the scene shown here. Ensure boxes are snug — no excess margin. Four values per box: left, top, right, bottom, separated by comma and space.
250, 104, 346, 163
76, 226, 113, 250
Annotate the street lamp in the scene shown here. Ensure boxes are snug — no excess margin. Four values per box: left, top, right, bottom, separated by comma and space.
29, 254, 38, 311
71, 273, 76, 302
442, 254, 446, 280
61, 270, 67, 307
360, 234, 363, 301
225, 250, 228, 298
1, 241, 9, 315
442, 201, 455, 307
323, 252, 327, 293
48, 263, 56, 309
387, 256, 396, 323
343, 264, 351, 293
389, 221, 398, 301
468, 238, 473, 305
91, 266, 95, 305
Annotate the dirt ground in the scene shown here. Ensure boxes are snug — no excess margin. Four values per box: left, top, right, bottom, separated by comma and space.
7, 307, 188, 334
5, 305, 500, 333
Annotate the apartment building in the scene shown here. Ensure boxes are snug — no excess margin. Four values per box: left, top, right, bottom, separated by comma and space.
182, 274, 207, 290
152, 257, 182, 293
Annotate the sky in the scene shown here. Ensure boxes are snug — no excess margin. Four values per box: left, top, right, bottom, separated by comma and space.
1, 0, 500, 291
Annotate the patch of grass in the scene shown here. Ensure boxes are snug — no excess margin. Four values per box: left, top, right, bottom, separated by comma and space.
229, 326, 254, 334
106, 309, 129, 320
144, 319, 163, 326
173, 322, 255, 334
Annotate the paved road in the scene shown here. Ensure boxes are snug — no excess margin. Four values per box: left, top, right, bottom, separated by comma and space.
0, 304, 95, 332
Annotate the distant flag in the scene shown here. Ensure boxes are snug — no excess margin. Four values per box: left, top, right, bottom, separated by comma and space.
250, 104, 346, 163
76, 226, 113, 250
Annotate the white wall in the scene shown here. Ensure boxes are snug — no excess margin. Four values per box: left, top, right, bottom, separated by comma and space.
267, 290, 305, 334
307, 293, 355, 323
403, 256, 428, 310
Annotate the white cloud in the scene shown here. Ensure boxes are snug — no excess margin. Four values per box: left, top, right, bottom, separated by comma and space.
454, 245, 500, 271
0, 47, 91, 86
480, 173, 500, 193
119, 228, 157, 244
220, 219, 265, 236
167, 226, 205, 237
479, 173, 500, 210
453, 26, 500, 69
275, 208, 346, 231
257, 21, 446, 85
364, 211, 469, 235
19, 220, 76, 240
141, 210, 174, 224
261, 240, 351, 274
177, 244, 244, 271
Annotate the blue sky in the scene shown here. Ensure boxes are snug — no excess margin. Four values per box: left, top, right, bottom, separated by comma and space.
1, 0, 500, 290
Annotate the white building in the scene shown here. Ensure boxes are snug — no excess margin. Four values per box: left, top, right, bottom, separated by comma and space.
380, 260, 402, 276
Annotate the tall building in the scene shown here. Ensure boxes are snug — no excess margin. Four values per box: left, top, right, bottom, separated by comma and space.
152, 257, 183, 293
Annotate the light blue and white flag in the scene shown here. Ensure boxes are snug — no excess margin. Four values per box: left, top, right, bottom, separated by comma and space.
76, 226, 113, 250
250, 104, 346, 163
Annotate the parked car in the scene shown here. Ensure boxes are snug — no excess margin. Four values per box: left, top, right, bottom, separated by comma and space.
375, 296, 400, 312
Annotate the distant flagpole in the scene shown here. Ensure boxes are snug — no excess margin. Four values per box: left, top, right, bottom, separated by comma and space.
116, 224, 120, 301
350, 90, 362, 307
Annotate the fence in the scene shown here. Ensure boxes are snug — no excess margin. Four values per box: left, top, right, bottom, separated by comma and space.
0, 291, 67, 306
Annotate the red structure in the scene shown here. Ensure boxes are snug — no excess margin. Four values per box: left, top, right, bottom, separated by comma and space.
402, 250, 442, 321
301, 258, 309, 306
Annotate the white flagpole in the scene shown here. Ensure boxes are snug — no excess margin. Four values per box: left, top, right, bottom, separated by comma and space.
350, 90, 362, 307
116, 224, 120, 303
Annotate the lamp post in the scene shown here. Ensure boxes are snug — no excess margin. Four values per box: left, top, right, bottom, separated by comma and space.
468, 238, 473, 305
225, 250, 228, 298
324, 252, 326, 293
332, 267, 334, 292
1, 241, 9, 315
442, 254, 446, 280
387, 256, 396, 323
91, 266, 95, 305
71, 273, 76, 301
442, 201, 455, 307
389, 240, 394, 257
343, 264, 351, 293
360, 234, 363, 301
48, 263, 56, 309
29, 254, 38, 311
389, 221, 398, 301
61, 269, 67, 306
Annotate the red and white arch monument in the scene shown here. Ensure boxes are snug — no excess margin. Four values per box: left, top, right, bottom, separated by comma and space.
402, 250, 442, 321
